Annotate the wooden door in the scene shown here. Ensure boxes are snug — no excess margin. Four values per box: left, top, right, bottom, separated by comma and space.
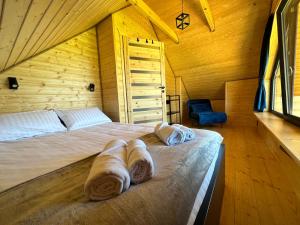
123, 37, 167, 125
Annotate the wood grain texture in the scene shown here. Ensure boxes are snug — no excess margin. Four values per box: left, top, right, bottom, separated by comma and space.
144, 0, 272, 100
225, 79, 258, 127
211, 100, 225, 112
0, 29, 102, 113
255, 112, 300, 164
112, 6, 162, 122
0, 0, 128, 72
128, 0, 179, 43
123, 37, 167, 124
97, 6, 178, 123
0, 0, 32, 69
97, 17, 119, 122
199, 0, 215, 32
218, 126, 300, 225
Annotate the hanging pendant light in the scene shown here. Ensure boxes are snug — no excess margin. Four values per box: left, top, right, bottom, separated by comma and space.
176, 0, 190, 30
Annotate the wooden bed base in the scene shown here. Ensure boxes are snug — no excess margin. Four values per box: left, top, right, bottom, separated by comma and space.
194, 144, 225, 225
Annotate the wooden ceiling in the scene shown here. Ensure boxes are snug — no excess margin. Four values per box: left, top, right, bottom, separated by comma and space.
0, 0, 128, 72
144, 0, 272, 99
0, 0, 273, 100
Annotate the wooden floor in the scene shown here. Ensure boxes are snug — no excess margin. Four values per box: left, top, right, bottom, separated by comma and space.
210, 126, 300, 225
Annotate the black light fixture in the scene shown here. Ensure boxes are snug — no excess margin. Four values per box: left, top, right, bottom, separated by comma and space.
88, 83, 95, 92
176, 0, 190, 30
8, 77, 19, 90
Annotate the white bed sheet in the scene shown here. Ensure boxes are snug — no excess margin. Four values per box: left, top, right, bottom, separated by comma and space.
0, 122, 154, 192
0, 122, 222, 225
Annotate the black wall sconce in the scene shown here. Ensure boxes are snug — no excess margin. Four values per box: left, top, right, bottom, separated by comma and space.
88, 83, 95, 92
8, 77, 19, 90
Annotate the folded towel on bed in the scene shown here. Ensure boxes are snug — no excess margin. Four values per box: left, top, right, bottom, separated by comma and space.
154, 122, 185, 146
84, 139, 130, 201
172, 124, 195, 141
127, 139, 154, 184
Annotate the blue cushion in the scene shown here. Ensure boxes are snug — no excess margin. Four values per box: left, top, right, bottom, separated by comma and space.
197, 112, 227, 125
190, 112, 199, 120
191, 103, 212, 113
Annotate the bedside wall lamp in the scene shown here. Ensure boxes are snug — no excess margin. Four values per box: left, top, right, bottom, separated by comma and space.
88, 83, 95, 92
8, 77, 19, 90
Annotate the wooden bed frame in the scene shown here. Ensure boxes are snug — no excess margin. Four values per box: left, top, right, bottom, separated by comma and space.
194, 144, 225, 225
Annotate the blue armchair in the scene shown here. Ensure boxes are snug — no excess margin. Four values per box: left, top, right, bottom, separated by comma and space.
187, 99, 227, 125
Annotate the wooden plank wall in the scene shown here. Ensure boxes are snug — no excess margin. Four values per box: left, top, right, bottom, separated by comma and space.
211, 100, 225, 112
225, 79, 259, 127
0, 0, 128, 72
256, 120, 300, 224
175, 77, 190, 123
97, 6, 188, 122
112, 6, 161, 123
143, 0, 272, 101
97, 17, 119, 122
0, 29, 102, 114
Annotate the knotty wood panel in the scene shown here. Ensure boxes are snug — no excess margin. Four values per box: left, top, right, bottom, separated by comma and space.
225, 79, 258, 127
0, 0, 128, 72
97, 6, 181, 122
218, 126, 300, 225
0, 29, 102, 114
144, 0, 272, 100
97, 17, 119, 122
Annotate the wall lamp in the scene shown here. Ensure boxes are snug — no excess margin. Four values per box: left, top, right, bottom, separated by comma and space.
8, 77, 19, 90
88, 83, 95, 92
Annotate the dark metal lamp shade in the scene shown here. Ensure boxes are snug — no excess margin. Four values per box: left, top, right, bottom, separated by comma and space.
176, 13, 190, 30
88, 83, 95, 92
8, 77, 19, 90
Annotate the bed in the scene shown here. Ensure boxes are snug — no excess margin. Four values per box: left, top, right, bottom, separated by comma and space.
0, 122, 225, 225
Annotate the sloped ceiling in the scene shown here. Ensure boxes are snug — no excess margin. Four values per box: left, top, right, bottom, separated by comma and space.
144, 0, 272, 99
0, 0, 128, 72
0, 0, 272, 100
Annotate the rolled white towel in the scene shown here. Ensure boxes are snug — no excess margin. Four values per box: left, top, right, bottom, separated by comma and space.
84, 139, 130, 201
172, 124, 195, 141
127, 139, 154, 184
154, 122, 186, 146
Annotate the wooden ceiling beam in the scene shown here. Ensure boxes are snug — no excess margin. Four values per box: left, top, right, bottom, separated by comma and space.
127, 0, 179, 43
199, 0, 215, 32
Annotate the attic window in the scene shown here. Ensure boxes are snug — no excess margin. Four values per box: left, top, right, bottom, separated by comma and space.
272, 0, 300, 126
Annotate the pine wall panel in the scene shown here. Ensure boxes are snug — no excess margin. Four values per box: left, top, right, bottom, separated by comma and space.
144, 0, 272, 100
97, 6, 186, 122
0, 0, 128, 72
0, 28, 102, 114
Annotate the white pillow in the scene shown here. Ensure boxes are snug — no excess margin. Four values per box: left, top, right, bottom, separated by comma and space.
0, 110, 67, 141
55, 107, 112, 131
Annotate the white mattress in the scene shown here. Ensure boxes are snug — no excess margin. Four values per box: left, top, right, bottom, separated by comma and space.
187, 147, 220, 225
0, 122, 154, 192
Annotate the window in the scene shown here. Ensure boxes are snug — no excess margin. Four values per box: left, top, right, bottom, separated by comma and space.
271, 59, 283, 114
273, 0, 300, 126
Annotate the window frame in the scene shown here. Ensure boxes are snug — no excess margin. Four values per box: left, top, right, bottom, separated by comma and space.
275, 0, 300, 126
270, 54, 284, 117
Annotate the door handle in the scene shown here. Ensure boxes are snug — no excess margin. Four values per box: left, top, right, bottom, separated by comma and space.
158, 86, 165, 90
